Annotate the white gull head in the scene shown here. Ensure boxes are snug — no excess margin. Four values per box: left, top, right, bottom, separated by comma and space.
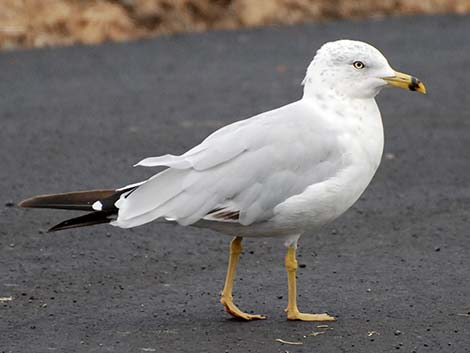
303, 40, 396, 99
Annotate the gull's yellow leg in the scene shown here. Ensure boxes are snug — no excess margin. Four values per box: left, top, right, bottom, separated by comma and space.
285, 245, 336, 321
220, 236, 266, 320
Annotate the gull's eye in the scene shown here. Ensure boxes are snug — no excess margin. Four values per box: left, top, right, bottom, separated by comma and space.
353, 61, 365, 69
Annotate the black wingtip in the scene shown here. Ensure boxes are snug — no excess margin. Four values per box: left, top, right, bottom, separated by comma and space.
18, 197, 38, 208
47, 223, 73, 232
47, 225, 60, 233
20, 187, 139, 232
47, 221, 73, 232
18, 190, 117, 211
47, 211, 115, 232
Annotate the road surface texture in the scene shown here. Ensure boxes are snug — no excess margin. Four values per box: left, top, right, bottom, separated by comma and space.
1, 14, 469, 353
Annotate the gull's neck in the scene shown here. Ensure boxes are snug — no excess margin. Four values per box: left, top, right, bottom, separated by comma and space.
301, 72, 384, 171
302, 74, 352, 101
302, 76, 377, 115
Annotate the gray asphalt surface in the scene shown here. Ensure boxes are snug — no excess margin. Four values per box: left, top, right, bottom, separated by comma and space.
1, 14, 470, 353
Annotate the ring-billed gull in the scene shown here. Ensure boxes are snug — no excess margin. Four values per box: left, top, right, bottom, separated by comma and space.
20, 39, 426, 321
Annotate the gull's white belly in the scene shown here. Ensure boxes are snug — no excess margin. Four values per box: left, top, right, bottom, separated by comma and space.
272, 159, 379, 232
270, 101, 384, 234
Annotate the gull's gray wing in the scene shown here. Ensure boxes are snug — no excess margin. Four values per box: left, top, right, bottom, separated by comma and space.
113, 101, 347, 228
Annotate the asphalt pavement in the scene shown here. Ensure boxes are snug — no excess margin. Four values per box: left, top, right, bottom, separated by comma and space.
1, 14, 470, 353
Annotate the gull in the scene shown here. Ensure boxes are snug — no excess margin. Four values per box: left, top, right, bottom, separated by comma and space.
20, 40, 426, 321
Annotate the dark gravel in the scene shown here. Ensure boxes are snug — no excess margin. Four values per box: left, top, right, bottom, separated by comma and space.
1, 14, 470, 353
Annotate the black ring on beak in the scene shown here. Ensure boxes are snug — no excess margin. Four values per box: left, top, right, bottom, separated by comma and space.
408, 77, 421, 92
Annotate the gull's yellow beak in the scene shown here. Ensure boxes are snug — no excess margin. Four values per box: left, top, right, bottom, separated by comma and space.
382, 70, 426, 94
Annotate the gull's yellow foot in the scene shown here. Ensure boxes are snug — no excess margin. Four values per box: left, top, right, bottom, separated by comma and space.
220, 237, 266, 321
284, 246, 336, 322
285, 308, 336, 321
221, 295, 266, 321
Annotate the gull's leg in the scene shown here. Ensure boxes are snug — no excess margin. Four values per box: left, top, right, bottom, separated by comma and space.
285, 245, 336, 321
220, 236, 266, 320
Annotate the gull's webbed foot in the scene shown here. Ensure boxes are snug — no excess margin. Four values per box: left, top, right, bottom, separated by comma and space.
284, 245, 336, 322
220, 236, 266, 321
221, 295, 266, 321
285, 308, 336, 321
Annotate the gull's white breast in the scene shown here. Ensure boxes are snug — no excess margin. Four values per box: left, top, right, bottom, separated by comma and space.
271, 97, 384, 234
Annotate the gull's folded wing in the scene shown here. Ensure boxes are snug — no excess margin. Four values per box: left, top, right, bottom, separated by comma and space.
113, 101, 345, 229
